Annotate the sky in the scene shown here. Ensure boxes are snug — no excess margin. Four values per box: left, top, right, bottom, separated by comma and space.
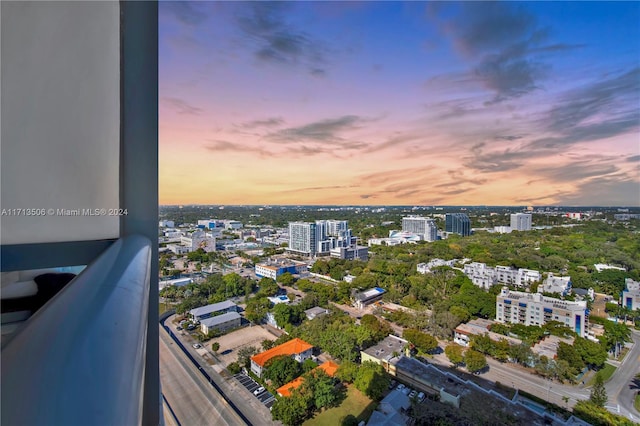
159, 1, 640, 206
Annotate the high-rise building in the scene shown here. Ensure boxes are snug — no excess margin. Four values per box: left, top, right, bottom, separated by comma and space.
289, 220, 357, 256
445, 213, 471, 236
402, 216, 438, 241
288, 222, 318, 256
510, 213, 532, 231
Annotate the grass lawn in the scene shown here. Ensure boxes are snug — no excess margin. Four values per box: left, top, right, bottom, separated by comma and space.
304, 385, 376, 426
587, 363, 617, 386
635, 392, 640, 412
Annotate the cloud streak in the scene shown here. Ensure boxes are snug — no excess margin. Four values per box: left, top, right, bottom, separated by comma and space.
162, 97, 203, 115
432, 2, 583, 103
236, 2, 328, 75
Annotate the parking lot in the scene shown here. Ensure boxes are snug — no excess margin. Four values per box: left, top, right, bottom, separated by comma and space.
213, 325, 277, 366
234, 373, 276, 409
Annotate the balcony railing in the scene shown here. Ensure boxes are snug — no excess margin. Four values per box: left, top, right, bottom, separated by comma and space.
1, 235, 151, 426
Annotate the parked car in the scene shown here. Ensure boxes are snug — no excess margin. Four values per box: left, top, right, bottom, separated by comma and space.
417, 392, 425, 402
409, 390, 418, 399
187, 324, 196, 330
397, 384, 405, 391
192, 343, 201, 349
176, 326, 183, 331
253, 387, 265, 396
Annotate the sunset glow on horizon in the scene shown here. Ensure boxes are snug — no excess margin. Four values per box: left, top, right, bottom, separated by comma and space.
159, 2, 640, 206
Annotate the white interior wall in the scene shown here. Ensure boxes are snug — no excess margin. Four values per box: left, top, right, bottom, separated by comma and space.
1, 1, 120, 244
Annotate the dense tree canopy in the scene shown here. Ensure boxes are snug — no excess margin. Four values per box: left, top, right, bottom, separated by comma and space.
263, 355, 303, 388
464, 350, 487, 373
354, 361, 390, 400
403, 329, 438, 354
445, 344, 464, 366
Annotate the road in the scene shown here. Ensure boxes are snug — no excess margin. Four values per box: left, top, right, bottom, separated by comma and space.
162, 318, 281, 426
160, 325, 247, 426
429, 333, 640, 422
606, 330, 640, 422
428, 348, 589, 408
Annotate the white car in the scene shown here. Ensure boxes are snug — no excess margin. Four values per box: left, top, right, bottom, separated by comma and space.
192, 343, 202, 349
409, 390, 418, 399
253, 387, 265, 396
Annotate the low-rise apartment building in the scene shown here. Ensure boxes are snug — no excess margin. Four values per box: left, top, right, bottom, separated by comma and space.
463, 262, 541, 289
623, 278, 640, 310
254, 258, 307, 280
200, 312, 241, 335
353, 287, 386, 310
453, 318, 522, 347
189, 300, 238, 322
250, 338, 313, 377
540, 273, 572, 296
496, 287, 588, 337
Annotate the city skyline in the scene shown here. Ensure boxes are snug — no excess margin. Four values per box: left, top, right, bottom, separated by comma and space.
160, 1, 640, 207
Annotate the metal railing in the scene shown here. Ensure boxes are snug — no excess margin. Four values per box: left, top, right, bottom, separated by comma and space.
1, 235, 152, 426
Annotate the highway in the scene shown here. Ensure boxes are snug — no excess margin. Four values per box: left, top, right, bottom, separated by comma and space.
160, 325, 247, 426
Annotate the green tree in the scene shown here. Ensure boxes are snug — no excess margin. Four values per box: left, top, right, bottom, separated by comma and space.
302, 358, 317, 373
256, 277, 280, 297
556, 341, 585, 374
589, 373, 608, 407
509, 343, 533, 365
360, 314, 393, 345
575, 337, 608, 369
236, 346, 258, 368
464, 350, 487, 373
403, 329, 438, 353
211, 342, 220, 352
277, 272, 296, 287
271, 390, 309, 426
444, 344, 464, 366
262, 339, 276, 351
492, 339, 511, 362
302, 369, 338, 410
227, 362, 241, 375
245, 297, 270, 323
470, 333, 494, 355
354, 361, 389, 400
336, 360, 359, 383
341, 414, 359, 426
263, 355, 303, 388
573, 400, 635, 426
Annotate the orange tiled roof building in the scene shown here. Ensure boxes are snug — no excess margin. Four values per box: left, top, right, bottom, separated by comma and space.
250, 338, 313, 377
276, 360, 339, 397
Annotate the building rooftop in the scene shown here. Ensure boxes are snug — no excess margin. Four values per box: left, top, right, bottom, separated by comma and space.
276, 361, 339, 397
531, 335, 574, 359
499, 288, 587, 312
362, 335, 408, 362
355, 287, 385, 302
251, 338, 313, 367
304, 306, 329, 317
391, 357, 464, 398
368, 389, 411, 426
200, 312, 241, 328
454, 319, 523, 346
189, 300, 237, 317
